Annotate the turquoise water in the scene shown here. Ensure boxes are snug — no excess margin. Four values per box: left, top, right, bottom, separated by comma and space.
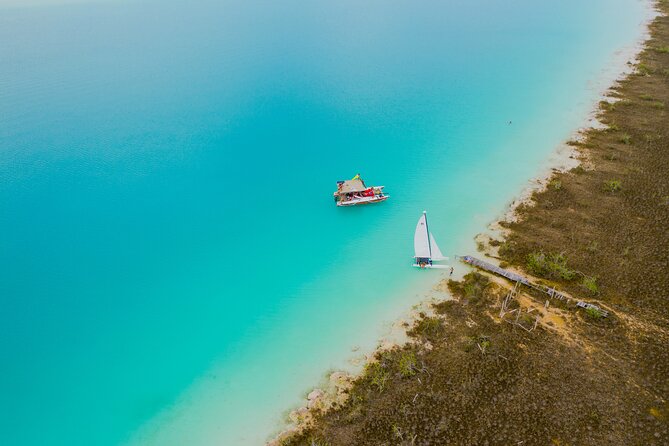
0, 1, 650, 444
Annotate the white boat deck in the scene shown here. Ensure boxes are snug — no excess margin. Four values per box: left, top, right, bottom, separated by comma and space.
336, 194, 388, 206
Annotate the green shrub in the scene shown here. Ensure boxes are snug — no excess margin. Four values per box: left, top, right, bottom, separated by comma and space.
604, 180, 622, 193
582, 276, 599, 295
397, 351, 417, 378
549, 179, 562, 190
392, 424, 404, 439
365, 362, 389, 393
585, 307, 602, 321
620, 133, 632, 144
655, 45, 669, 53
591, 411, 602, 428
637, 63, 652, 75
498, 241, 515, 257
460, 272, 490, 301
651, 101, 665, 109
639, 93, 654, 100
463, 283, 477, 297
526, 252, 576, 280
462, 336, 477, 352
412, 316, 442, 338
307, 437, 330, 446
599, 100, 613, 111
572, 165, 586, 175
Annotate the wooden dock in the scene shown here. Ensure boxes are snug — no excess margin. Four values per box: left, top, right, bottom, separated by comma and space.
459, 255, 531, 286
458, 255, 608, 317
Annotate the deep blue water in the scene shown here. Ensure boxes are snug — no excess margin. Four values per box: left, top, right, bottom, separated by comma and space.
0, 0, 650, 444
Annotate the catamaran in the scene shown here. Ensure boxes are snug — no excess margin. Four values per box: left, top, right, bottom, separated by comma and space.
413, 211, 449, 269
333, 174, 389, 207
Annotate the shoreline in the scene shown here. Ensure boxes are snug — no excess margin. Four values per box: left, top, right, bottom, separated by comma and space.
270, 1, 663, 444
488, 1, 658, 234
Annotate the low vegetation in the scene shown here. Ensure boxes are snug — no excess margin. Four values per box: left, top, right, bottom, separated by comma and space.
526, 251, 576, 280
582, 276, 600, 295
585, 306, 603, 321
548, 178, 562, 190
604, 179, 622, 193
572, 165, 586, 174
397, 351, 417, 378
637, 62, 652, 75
365, 361, 390, 393
448, 272, 491, 306
409, 316, 443, 339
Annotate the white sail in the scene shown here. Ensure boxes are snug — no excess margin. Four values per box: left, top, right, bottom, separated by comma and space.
414, 213, 431, 258
429, 233, 446, 261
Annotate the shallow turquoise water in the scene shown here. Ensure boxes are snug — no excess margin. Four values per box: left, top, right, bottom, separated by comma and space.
0, 0, 650, 444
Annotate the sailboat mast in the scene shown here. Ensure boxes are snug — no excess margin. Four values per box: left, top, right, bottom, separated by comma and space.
423, 210, 432, 258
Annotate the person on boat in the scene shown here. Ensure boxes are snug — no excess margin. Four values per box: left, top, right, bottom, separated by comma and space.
352, 173, 366, 187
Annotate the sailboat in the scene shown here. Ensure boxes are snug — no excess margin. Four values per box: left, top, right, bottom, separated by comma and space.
413, 211, 449, 269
